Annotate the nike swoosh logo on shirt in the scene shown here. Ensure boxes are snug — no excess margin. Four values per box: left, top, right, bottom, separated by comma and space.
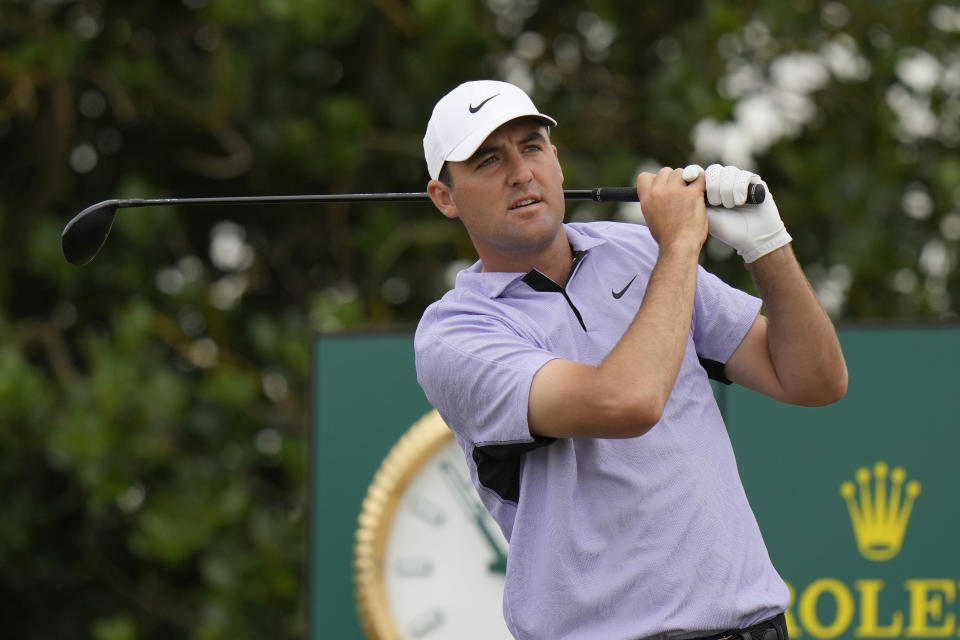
612, 275, 637, 299
469, 94, 500, 113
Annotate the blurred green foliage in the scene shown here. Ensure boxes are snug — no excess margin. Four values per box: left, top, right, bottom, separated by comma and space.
1, 0, 958, 637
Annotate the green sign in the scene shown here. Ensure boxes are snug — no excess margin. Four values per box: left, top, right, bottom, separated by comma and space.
312, 327, 960, 639
725, 327, 960, 639
311, 334, 431, 640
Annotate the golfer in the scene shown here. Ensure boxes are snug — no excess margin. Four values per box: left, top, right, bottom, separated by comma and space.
415, 80, 847, 640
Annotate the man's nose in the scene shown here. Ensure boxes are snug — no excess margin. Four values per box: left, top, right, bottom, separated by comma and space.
505, 150, 534, 185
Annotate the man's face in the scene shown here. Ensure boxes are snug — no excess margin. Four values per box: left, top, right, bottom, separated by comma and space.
427, 118, 566, 270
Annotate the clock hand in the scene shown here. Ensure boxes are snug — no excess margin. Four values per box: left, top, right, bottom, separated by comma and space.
439, 461, 509, 574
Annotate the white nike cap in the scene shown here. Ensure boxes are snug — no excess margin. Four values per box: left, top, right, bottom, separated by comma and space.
423, 80, 557, 181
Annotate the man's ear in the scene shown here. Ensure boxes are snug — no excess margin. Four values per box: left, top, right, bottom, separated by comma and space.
427, 179, 459, 219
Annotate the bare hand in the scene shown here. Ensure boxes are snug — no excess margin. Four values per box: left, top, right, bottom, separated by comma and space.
635, 167, 708, 253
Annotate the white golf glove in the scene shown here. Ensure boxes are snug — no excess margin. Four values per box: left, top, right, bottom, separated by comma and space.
683, 163, 792, 263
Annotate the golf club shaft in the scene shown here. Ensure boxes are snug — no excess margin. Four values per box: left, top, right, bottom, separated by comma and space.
60, 185, 765, 265
101, 184, 763, 207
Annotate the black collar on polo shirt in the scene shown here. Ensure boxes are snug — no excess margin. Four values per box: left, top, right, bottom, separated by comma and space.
521, 249, 588, 331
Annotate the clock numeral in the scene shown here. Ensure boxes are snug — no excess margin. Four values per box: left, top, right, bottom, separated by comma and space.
408, 494, 446, 527
393, 556, 434, 578
407, 608, 445, 638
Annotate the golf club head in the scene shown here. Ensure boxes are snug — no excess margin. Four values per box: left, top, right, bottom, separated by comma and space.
61, 200, 119, 266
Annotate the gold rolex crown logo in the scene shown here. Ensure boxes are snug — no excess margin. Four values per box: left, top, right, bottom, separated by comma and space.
840, 462, 921, 562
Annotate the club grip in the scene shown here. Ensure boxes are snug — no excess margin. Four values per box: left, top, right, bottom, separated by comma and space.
590, 183, 765, 205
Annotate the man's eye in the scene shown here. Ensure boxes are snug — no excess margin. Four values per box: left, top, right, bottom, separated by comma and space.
477, 156, 497, 168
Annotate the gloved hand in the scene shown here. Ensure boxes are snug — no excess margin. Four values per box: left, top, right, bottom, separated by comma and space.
682, 163, 792, 263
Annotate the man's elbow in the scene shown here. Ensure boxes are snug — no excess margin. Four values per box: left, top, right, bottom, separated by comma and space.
598, 391, 666, 438
820, 368, 849, 405
799, 365, 849, 407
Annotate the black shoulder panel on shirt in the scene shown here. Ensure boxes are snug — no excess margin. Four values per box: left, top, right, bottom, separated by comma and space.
698, 356, 732, 385
472, 437, 554, 503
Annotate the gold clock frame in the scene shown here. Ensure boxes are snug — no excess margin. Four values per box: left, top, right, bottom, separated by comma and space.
353, 409, 454, 640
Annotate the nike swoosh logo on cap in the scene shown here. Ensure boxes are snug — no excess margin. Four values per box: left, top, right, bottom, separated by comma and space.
612, 275, 637, 299
469, 94, 500, 113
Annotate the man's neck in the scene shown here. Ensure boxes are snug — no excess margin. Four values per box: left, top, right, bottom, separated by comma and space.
478, 236, 575, 287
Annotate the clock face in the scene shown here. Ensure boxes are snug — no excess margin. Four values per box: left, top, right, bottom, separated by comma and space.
354, 411, 513, 640
384, 437, 511, 639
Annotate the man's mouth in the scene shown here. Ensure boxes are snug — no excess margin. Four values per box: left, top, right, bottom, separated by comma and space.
509, 197, 541, 210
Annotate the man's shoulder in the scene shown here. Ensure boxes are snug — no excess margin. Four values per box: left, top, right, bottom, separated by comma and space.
415, 283, 510, 340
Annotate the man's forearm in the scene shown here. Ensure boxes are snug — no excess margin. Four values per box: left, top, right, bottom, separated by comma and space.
746, 245, 848, 405
599, 240, 702, 416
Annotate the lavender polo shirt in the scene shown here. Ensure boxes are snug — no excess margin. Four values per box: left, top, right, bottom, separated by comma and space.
414, 221, 789, 640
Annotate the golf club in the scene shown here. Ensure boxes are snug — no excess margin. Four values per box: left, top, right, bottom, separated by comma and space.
60, 184, 764, 266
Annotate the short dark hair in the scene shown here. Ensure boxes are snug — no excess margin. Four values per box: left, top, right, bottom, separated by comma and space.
438, 162, 453, 188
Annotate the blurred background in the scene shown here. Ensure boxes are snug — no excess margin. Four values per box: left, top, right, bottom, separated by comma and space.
1, 0, 958, 638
